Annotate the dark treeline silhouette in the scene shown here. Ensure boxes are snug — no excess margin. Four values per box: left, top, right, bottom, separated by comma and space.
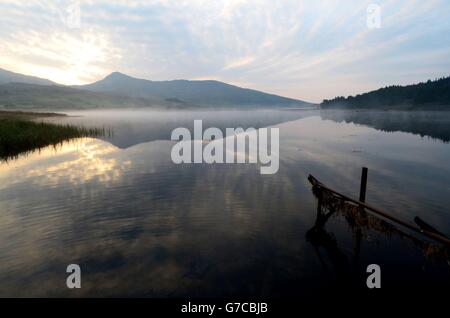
321, 76, 450, 109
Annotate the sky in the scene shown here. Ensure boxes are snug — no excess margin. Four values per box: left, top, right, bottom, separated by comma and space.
0, 0, 449, 103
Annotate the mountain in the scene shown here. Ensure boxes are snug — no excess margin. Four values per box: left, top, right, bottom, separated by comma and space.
321, 76, 450, 110
0, 68, 56, 86
0, 68, 312, 109
79, 72, 311, 108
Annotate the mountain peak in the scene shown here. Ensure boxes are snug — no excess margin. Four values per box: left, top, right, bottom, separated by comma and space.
104, 71, 131, 79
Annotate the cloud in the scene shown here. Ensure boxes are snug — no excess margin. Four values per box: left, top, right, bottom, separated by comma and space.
0, 0, 449, 102
222, 56, 256, 71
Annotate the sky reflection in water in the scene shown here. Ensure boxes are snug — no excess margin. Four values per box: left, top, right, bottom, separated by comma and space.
0, 110, 449, 297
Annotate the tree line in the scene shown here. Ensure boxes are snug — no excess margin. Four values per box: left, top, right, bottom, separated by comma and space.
321, 76, 450, 109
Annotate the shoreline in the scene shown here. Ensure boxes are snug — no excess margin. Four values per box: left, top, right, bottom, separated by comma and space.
0, 109, 68, 118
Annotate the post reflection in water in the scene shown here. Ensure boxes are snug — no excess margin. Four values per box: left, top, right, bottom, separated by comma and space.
307, 186, 450, 290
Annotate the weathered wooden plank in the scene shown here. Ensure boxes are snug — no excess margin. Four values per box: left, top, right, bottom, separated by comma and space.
308, 174, 450, 246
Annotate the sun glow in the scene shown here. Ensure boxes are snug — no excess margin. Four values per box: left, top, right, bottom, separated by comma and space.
0, 138, 131, 186
0, 30, 119, 85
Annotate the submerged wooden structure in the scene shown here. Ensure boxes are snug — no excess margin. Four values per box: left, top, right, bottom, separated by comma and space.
308, 168, 450, 246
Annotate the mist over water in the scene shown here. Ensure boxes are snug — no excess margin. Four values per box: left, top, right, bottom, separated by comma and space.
1, 109, 449, 297
42, 109, 317, 148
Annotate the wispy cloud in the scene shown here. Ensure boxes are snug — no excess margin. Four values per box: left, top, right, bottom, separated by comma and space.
0, 0, 449, 102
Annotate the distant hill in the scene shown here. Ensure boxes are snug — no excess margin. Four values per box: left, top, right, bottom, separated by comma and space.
321, 77, 450, 110
0, 68, 56, 86
0, 83, 162, 109
79, 72, 311, 108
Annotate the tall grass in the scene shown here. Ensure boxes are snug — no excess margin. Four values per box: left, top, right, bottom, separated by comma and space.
0, 117, 108, 161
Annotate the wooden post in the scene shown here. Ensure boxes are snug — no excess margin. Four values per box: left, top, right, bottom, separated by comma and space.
359, 167, 368, 203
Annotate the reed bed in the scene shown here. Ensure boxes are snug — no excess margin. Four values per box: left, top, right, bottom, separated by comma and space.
0, 111, 108, 160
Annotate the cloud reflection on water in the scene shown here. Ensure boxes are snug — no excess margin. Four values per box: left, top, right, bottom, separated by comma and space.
0, 111, 449, 296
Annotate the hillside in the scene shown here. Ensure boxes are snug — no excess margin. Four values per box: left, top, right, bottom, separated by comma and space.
79, 72, 311, 108
0, 68, 56, 86
0, 83, 165, 109
321, 77, 450, 110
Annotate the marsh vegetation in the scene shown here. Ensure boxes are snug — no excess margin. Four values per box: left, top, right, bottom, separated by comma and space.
0, 111, 107, 160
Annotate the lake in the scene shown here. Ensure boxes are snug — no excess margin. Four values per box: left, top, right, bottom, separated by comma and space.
0, 109, 449, 297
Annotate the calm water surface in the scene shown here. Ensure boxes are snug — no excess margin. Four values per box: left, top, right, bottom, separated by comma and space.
0, 109, 449, 297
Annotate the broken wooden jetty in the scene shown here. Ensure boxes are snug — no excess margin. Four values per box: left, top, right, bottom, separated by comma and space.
308, 168, 450, 246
